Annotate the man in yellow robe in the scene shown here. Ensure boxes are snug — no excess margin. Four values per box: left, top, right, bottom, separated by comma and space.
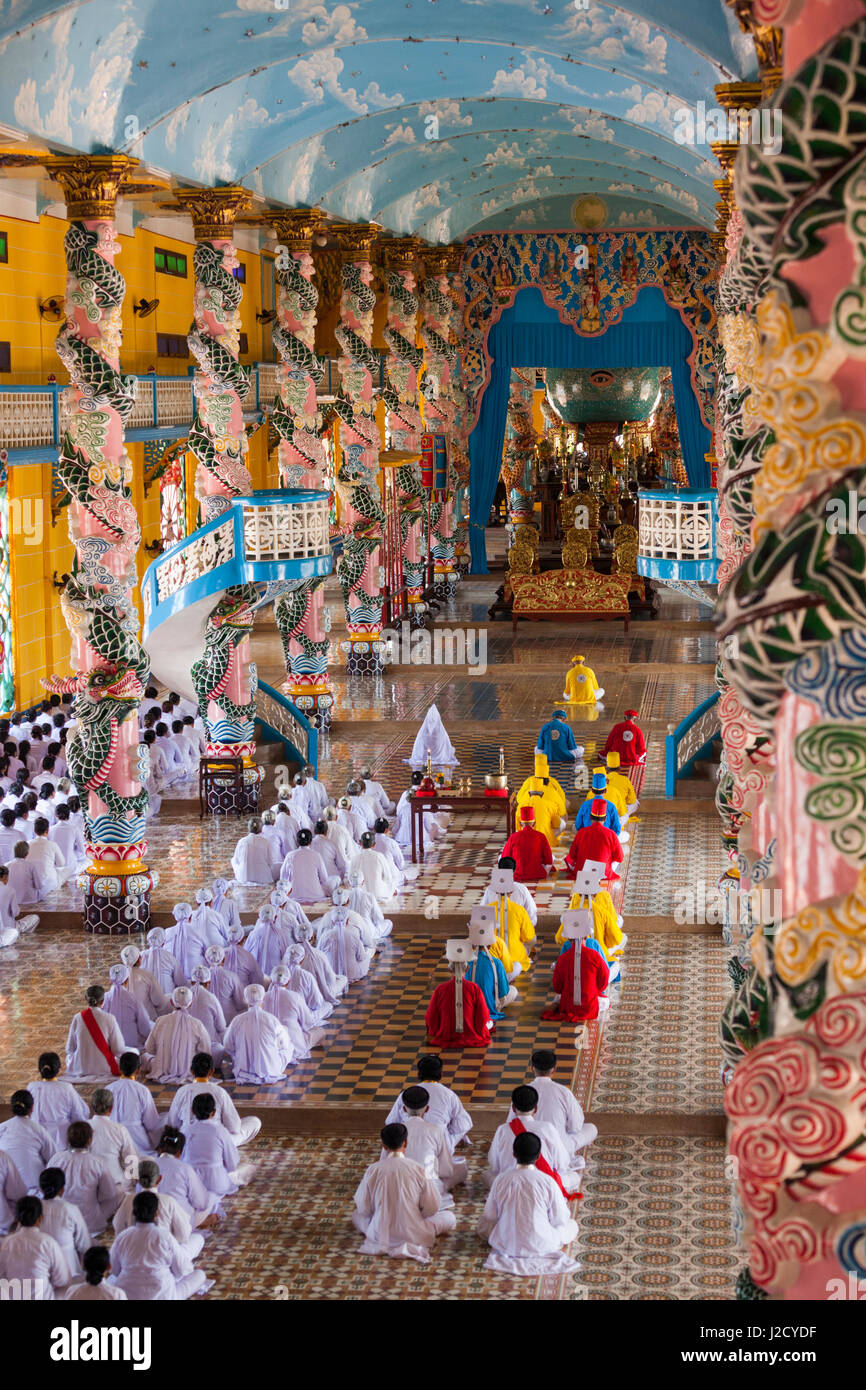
605, 751, 639, 822
488, 890, 536, 976
563, 655, 605, 706
555, 889, 627, 984
515, 780, 563, 849
516, 754, 567, 823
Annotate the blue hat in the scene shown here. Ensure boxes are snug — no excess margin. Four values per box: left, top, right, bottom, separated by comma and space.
591, 771, 606, 791
553, 710, 566, 719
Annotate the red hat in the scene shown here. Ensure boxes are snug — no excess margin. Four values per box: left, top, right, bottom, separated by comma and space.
590, 798, 607, 816
625, 709, 639, 719
519, 806, 536, 822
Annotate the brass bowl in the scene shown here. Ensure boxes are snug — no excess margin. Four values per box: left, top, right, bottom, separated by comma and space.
485, 773, 508, 790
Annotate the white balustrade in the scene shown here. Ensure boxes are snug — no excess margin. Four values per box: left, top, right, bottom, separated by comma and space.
256, 365, 280, 409
155, 518, 236, 603
126, 378, 156, 430
242, 498, 331, 562
257, 686, 311, 763
155, 377, 193, 425
0, 392, 55, 448
639, 493, 715, 563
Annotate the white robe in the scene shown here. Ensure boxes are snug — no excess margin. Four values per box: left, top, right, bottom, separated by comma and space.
65, 1006, 126, 1082
222, 943, 265, 991
39, 1195, 90, 1277
380, 1115, 467, 1210
126, 964, 170, 1019
49, 819, 87, 870
404, 704, 459, 769
0, 1113, 55, 1189
280, 845, 338, 903
295, 939, 348, 1003
0, 1226, 70, 1298
211, 888, 242, 936
102, 983, 154, 1050
362, 777, 395, 815
352, 1152, 456, 1263
151, 1152, 216, 1223
138, 945, 185, 996
190, 902, 226, 945
167, 1081, 260, 1146
262, 983, 324, 1059
66, 1281, 128, 1300
105, 1077, 163, 1154
88, 1114, 139, 1186
109, 1222, 206, 1300
311, 834, 347, 881
223, 1004, 293, 1084
6, 856, 42, 907
0, 1150, 26, 1234
316, 914, 374, 984
183, 1117, 241, 1199
164, 918, 212, 981
285, 962, 333, 1025
385, 1081, 473, 1153
28, 836, 68, 895
487, 1116, 582, 1191
207, 962, 247, 1023
530, 1075, 598, 1160
46, 1148, 120, 1235
336, 805, 365, 841
231, 832, 279, 885
270, 812, 301, 856
347, 794, 377, 831
27, 1080, 90, 1153
188, 985, 228, 1060
113, 1186, 203, 1259
143, 1010, 211, 1085
326, 820, 358, 869
353, 847, 401, 901
478, 1165, 580, 1275
346, 884, 392, 939
245, 920, 295, 976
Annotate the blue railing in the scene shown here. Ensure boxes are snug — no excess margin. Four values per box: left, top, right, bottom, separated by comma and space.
255, 679, 318, 775
665, 691, 721, 798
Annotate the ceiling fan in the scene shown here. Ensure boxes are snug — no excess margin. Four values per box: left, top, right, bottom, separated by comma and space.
37, 295, 65, 321
133, 297, 160, 318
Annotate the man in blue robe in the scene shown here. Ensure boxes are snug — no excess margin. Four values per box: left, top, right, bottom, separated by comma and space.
535, 711, 584, 765
573, 770, 623, 835
465, 909, 517, 1020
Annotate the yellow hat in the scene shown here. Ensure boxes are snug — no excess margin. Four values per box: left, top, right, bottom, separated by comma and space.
571, 654, 586, 664
606, 751, 621, 769
534, 753, 549, 777
529, 777, 546, 793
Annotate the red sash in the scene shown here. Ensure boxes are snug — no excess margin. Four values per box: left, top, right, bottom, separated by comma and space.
80, 1008, 120, 1076
509, 1117, 581, 1201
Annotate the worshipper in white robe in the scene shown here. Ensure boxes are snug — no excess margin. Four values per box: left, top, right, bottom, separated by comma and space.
119, 943, 170, 1018
480, 856, 538, 926
335, 796, 365, 842
155, 1130, 219, 1225
269, 885, 313, 941
0, 1089, 54, 1188
223, 983, 294, 1084
142, 730, 169, 800
88, 1089, 140, 1187
37, 1167, 90, 1279
261, 809, 292, 864
65, 985, 126, 1082
385, 1055, 473, 1153
203, 944, 247, 1023
34, 786, 58, 826
169, 719, 197, 780
140, 925, 186, 995
106, 1053, 163, 1155
28, 818, 69, 894
272, 803, 301, 856
289, 771, 320, 826
345, 779, 378, 831
360, 765, 396, 816
311, 819, 349, 881
188, 967, 229, 1069
301, 763, 329, 816
315, 891, 375, 984
183, 1093, 254, 1201
384, 1087, 467, 1211
6, 840, 43, 907
102, 963, 154, 1050
165, 901, 212, 981
282, 943, 334, 1025
347, 869, 393, 940
0, 1148, 27, 1234
167, 1051, 261, 1145
403, 702, 459, 771
245, 905, 295, 977
315, 887, 379, 953
223, 924, 266, 990
180, 717, 205, 771
0, 808, 21, 861
354, 832, 402, 901
373, 817, 418, 887
527, 1049, 598, 1164
143, 987, 211, 1085
210, 877, 241, 936
190, 886, 227, 946
353, 1122, 457, 1263
0, 1196, 70, 1298
323, 806, 359, 870
108, 1191, 210, 1300
47, 1121, 120, 1236
0, 863, 38, 944
479, 1131, 581, 1276
155, 723, 186, 787
112, 1160, 204, 1261
393, 778, 446, 852
296, 934, 348, 1004
232, 815, 281, 885
28, 1052, 90, 1152
487, 1086, 583, 1193
280, 827, 340, 903
65, 1245, 128, 1301
263, 965, 325, 1059
49, 804, 87, 871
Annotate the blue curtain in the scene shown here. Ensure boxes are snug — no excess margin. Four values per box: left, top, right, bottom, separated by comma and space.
467, 287, 711, 573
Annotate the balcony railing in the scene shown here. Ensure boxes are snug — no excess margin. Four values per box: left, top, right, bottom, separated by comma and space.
637, 487, 719, 583
665, 691, 721, 797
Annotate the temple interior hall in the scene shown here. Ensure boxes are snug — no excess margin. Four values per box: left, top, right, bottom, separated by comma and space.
0, 0, 863, 1322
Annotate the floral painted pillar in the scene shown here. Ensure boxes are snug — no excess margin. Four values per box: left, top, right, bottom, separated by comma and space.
382, 238, 428, 622
172, 187, 263, 811
332, 223, 387, 677
43, 156, 152, 934
421, 245, 462, 595
269, 209, 334, 727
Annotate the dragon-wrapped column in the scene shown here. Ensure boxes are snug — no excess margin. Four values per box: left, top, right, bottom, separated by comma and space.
173, 187, 263, 813
421, 245, 462, 597
43, 156, 152, 934
382, 238, 428, 627
332, 223, 387, 677
270, 210, 334, 728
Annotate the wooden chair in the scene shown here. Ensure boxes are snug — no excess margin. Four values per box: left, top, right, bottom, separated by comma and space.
199, 756, 247, 818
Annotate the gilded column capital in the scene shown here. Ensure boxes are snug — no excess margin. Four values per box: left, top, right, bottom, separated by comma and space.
382, 236, 424, 273
332, 222, 381, 263
169, 186, 254, 240
421, 244, 464, 277
268, 208, 325, 251
43, 154, 140, 219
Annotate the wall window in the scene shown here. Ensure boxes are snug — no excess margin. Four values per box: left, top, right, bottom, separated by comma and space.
154, 247, 187, 278
232, 263, 246, 283
0, 343, 10, 372
238, 333, 248, 355
156, 333, 188, 359
0, 230, 7, 264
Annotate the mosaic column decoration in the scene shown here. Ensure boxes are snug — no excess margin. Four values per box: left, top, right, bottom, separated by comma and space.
172, 187, 263, 811
42, 156, 152, 934
421, 245, 461, 596
270, 209, 334, 728
713, 4, 866, 1301
332, 223, 387, 676
381, 238, 428, 624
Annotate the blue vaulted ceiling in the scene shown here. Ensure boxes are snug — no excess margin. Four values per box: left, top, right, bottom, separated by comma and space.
0, 1, 757, 239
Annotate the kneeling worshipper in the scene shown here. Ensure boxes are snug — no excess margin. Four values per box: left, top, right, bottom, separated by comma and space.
517, 753, 567, 825
283, 943, 334, 1025
536, 710, 584, 765
602, 708, 646, 767
188, 967, 230, 1069
480, 855, 538, 926
139, 926, 185, 995
102, 964, 154, 1051
231, 815, 280, 885
190, 887, 227, 945
393, 771, 449, 852
403, 702, 459, 773
555, 888, 627, 986
355, 830, 402, 899
479, 1131, 580, 1276
323, 804, 359, 869
245, 905, 294, 977
47, 1121, 120, 1237
563, 654, 605, 706
385, 1055, 473, 1152
360, 764, 395, 816
119, 944, 169, 1018
347, 867, 393, 940
223, 983, 294, 1084
87, 1088, 140, 1187
527, 1049, 598, 1165
280, 827, 340, 902
315, 888, 376, 983
543, 923, 610, 1024
335, 793, 365, 842
112, 1160, 204, 1261
108, 1190, 210, 1301
106, 1053, 163, 1155
501, 806, 554, 882
143, 987, 211, 1085
575, 770, 624, 837
373, 817, 418, 886
165, 901, 211, 982
294, 931, 348, 1006
0, 1146, 26, 1234
464, 911, 517, 1021
352, 1122, 456, 1263
203, 944, 247, 1023
155, 1129, 220, 1227
263, 964, 325, 1059
564, 801, 624, 883
65, 984, 126, 1081
210, 877, 242, 936
167, 1051, 261, 1145
37, 1167, 90, 1280
66, 1245, 128, 1302
302, 762, 329, 818
605, 750, 639, 821
0, 1090, 54, 1190
28, 1052, 90, 1152
270, 885, 314, 941
184, 1093, 255, 1202
0, 862, 38, 945
425, 943, 493, 1048
345, 778, 378, 831
49, 802, 86, 872
311, 819, 349, 882
223, 924, 267, 990
383, 1086, 467, 1210
0, 1196, 70, 1299
261, 808, 292, 863
487, 1086, 582, 1198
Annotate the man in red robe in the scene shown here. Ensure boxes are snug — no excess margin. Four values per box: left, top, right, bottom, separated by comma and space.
425, 961, 493, 1048
501, 806, 554, 882
542, 938, 610, 1023
564, 800, 624, 882
601, 708, 646, 768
